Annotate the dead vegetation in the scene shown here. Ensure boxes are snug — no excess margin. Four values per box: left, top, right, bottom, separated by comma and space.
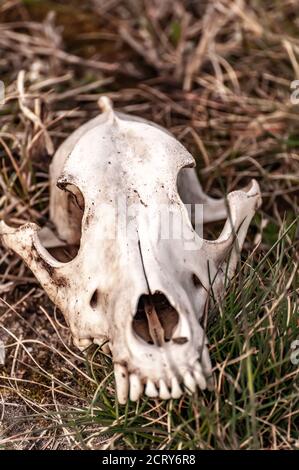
0, 0, 298, 450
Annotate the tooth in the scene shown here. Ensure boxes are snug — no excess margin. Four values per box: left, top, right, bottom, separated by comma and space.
93, 338, 110, 354
183, 371, 196, 394
159, 379, 171, 399
201, 344, 212, 376
101, 343, 111, 354
198, 345, 213, 390
129, 373, 143, 401
73, 337, 92, 350
114, 363, 129, 404
193, 370, 207, 390
193, 364, 207, 390
206, 375, 215, 391
145, 379, 158, 398
171, 377, 183, 399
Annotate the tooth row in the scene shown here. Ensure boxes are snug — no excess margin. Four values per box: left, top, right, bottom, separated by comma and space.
114, 362, 210, 404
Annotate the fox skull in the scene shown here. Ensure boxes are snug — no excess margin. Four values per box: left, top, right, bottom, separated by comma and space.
0, 97, 261, 403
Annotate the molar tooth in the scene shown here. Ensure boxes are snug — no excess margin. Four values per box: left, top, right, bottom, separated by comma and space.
101, 343, 111, 354
159, 379, 171, 399
129, 373, 143, 402
145, 379, 158, 398
93, 338, 110, 354
114, 363, 129, 405
73, 337, 92, 350
171, 377, 183, 399
183, 371, 196, 394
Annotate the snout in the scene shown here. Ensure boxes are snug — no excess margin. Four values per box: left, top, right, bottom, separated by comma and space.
111, 290, 214, 403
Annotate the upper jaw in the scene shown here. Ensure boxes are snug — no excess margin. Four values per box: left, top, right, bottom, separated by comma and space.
111, 300, 213, 403
68, 280, 213, 404
112, 338, 213, 403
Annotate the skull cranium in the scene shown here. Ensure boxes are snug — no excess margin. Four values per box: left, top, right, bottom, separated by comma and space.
0, 97, 261, 403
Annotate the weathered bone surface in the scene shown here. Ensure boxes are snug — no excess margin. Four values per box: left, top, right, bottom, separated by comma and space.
0, 97, 261, 403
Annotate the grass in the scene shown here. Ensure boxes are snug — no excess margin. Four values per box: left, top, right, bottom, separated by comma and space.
0, 0, 299, 450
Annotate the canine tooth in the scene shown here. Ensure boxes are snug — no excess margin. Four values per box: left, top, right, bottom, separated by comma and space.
193, 362, 207, 389
201, 345, 212, 376
114, 363, 129, 404
206, 375, 215, 391
171, 377, 183, 399
193, 367, 207, 390
129, 373, 143, 401
159, 379, 171, 399
145, 379, 158, 398
183, 371, 196, 393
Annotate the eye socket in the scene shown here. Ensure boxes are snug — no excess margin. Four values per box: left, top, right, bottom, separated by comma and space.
41, 179, 85, 262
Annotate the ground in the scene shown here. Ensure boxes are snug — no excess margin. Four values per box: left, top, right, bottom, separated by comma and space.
0, 0, 298, 450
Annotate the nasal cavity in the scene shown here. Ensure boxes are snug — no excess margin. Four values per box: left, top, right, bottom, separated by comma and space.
132, 293, 179, 346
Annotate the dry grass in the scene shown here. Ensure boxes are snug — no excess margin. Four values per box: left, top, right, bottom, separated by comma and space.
0, 0, 298, 450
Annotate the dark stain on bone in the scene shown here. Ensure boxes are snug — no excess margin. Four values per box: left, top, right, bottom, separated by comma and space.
84, 208, 94, 229
133, 189, 148, 207
101, 292, 109, 312
29, 244, 69, 288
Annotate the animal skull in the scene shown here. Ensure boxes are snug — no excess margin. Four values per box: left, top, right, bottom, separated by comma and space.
0, 97, 261, 403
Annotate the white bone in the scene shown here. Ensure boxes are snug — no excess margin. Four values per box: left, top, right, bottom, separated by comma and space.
171, 377, 183, 399
145, 379, 158, 398
183, 371, 197, 394
37, 226, 66, 248
73, 337, 92, 350
159, 379, 171, 399
93, 337, 111, 354
0, 96, 262, 404
193, 363, 207, 390
114, 363, 129, 405
129, 373, 143, 402
177, 168, 228, 223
